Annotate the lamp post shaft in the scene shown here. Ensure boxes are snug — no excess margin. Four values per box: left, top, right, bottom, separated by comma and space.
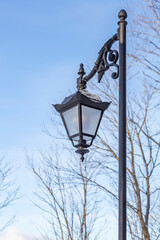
118, 10, 127, 240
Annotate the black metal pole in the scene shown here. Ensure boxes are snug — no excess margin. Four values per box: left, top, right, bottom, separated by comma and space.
118, 9, 127, 240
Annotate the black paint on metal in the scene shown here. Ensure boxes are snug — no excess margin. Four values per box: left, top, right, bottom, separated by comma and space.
77, 34, 119, 90
53, 90, 110, 160
118, 9, 127, 240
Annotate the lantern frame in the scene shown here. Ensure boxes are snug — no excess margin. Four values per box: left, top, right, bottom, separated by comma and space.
54, 90, 110, 151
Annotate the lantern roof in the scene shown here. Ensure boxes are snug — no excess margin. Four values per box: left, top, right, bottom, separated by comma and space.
54, 89, 111, 113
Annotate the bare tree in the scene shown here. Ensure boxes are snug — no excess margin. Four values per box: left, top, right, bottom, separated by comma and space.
0, 155, 19, 231
128, 0, 160, 84
87, 56, 160, 240
28, 147, 109, 240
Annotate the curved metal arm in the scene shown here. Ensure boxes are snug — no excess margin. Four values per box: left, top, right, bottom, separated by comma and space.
77, 33, 119, 90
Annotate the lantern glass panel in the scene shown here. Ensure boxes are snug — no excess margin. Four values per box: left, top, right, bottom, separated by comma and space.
83, 135, 92, 145
72, 135, 80, 145
82, 105, 101, 136
62, 105, 79, 136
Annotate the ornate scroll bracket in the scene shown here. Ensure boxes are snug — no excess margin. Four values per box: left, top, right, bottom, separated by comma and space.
77, 33, 119, 90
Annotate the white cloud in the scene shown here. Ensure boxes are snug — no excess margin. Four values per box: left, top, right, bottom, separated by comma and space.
0, 227, 40, 240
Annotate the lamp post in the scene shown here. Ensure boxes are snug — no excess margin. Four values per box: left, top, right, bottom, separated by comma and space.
54, 9, 127, 240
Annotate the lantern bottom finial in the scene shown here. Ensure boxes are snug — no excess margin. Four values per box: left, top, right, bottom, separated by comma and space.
75, 147, 89, 162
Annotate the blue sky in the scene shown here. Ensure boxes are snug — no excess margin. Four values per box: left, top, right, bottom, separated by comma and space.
0, 0, 135, 239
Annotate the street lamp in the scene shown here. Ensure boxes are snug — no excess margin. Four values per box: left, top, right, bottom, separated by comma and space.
54, 9, 127, 240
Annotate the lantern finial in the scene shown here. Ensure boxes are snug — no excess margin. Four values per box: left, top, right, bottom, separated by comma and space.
76, 147, 89, 162
77, 63, 86, 90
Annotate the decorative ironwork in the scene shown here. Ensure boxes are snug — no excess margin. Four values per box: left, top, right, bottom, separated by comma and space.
77, 33, 119, 90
